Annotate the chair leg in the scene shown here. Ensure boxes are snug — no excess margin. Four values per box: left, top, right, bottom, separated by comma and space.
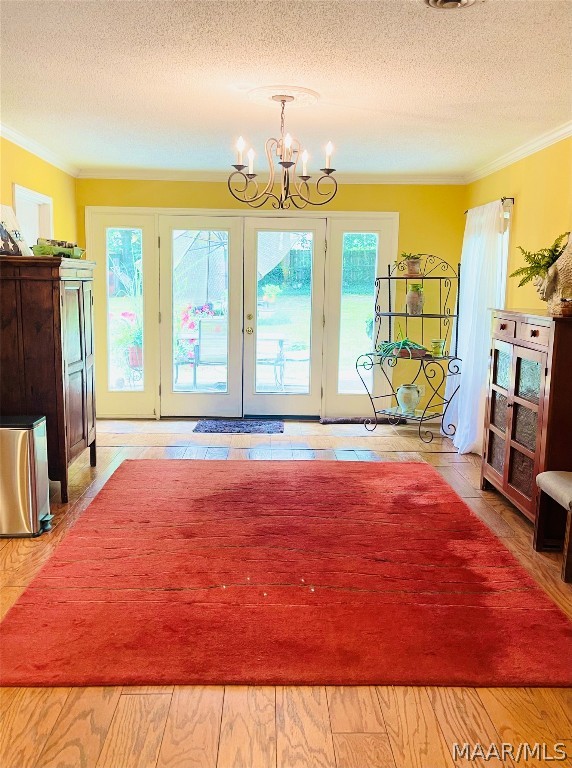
562, 510, 572, 583
533, 490, 551, 551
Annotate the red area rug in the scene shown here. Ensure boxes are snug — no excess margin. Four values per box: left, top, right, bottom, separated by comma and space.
1, 460, 571, 687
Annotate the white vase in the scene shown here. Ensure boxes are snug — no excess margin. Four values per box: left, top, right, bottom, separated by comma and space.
396, 384, 421, 414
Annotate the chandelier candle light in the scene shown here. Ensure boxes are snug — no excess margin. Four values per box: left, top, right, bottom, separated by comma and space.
229, 94, 337, 209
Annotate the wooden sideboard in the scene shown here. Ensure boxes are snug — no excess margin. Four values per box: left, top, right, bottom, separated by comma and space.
481, 309, 572, 524
0, 256, 96, 502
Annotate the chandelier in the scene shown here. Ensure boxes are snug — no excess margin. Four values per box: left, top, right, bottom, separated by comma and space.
228, 94, 337, 209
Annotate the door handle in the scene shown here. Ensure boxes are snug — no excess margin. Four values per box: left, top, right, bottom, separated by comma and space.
245, 327, 254, 335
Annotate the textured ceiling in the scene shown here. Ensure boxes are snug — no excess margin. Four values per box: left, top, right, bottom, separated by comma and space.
1, 0, 571, 178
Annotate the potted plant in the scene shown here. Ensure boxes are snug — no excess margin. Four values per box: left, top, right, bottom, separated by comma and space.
397, 252, 422, 277
509, 233, 569, 287
116, 311, 143, 368
377, 337, 428, 359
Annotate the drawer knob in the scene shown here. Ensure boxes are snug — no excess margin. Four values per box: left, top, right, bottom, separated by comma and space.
500, 323, 507, 330
531, 329, 539, 337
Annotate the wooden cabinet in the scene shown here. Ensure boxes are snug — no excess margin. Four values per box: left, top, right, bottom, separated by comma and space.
481, 309, 572, 522
0, 256, 96, 502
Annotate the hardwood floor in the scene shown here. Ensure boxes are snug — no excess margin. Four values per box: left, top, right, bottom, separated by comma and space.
1, 419, 571, 768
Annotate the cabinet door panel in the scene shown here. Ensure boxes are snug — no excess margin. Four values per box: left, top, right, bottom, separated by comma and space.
492, 340, 511, 391
515, 355, 542, 404
83, 282, 96, 441
86, 363, 96, 438
504, 345, 546, 516
508, 449, 534, 499
513, 403, 538, 452
67, 369, 86, 456
63, 281, 87, 458
488, 431, 506, 475
64, 282, 83, 365
83, 281, 94, 357
0, 280, 22, 412
490, 390, 508, 432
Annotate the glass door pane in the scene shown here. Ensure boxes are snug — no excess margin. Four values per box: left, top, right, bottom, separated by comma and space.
492, 340, 511, 390
171, 230, 229, 393
322, 217, 398, 419
243, 218, 326, 417
484, 339, 513, 480
159, 216, 243, 418
90, 212, 158, 418
506, 346, 545, 502
338, 233, 378, 393
255, 230, 313, 394
106, 227, 144, 392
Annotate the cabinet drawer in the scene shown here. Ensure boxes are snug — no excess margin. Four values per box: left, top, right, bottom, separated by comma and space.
516, 322, 550, 347
493, 317, 516, 338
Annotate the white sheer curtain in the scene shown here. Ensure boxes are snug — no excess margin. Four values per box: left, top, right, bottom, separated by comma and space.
446, 200, 507, 454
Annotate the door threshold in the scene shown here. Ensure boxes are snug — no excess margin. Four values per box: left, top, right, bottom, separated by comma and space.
242, 414, 320, 421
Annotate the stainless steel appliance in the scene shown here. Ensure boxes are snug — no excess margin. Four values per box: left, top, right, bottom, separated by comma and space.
0, 416, 51, 537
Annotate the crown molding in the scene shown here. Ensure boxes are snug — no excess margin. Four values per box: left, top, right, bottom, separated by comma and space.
76, 167, 466, 185
338, 173, 466, 185
76, 168, 231, 182
3, 119, 571, 187
0, 123, 79, 177
465, 120, 572, 183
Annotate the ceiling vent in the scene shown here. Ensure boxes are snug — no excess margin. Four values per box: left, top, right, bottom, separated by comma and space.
424, 0, 477, 8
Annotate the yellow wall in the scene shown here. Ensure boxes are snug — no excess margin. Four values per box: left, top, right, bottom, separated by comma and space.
0, 137, 77, 242
75, 178, 468, 264
5, 129, 571, 316
466, 137, 572, 310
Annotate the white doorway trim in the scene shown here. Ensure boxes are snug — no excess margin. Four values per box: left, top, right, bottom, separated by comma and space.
13, 184, 54, 244
86, 207, 400, 419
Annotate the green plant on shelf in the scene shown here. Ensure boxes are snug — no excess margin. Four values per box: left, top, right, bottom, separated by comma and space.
377, 323, 427, 358
377, 338, 428, 358
395, 251, 421, 264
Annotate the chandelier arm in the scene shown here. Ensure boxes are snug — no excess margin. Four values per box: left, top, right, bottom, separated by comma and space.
227, 171, 263, 204
289, 174, 338, 207
282, 165, 290, 207
314, 173, 338, 202
246, 193, 282, 210
287, 195, 308, 210
227, 171, 284, 209
262, 138, 278, 198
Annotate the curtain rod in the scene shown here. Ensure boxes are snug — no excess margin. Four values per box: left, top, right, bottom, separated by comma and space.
464, 197, 514, 215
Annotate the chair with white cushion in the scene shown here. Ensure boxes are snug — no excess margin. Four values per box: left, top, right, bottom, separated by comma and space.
534, 471, 572, 582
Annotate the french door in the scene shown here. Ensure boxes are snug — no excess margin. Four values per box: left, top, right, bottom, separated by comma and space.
158, 216, 244, 417
89, 209, 398, 419
158, 216, 325, 417
243, 218, 326, 416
